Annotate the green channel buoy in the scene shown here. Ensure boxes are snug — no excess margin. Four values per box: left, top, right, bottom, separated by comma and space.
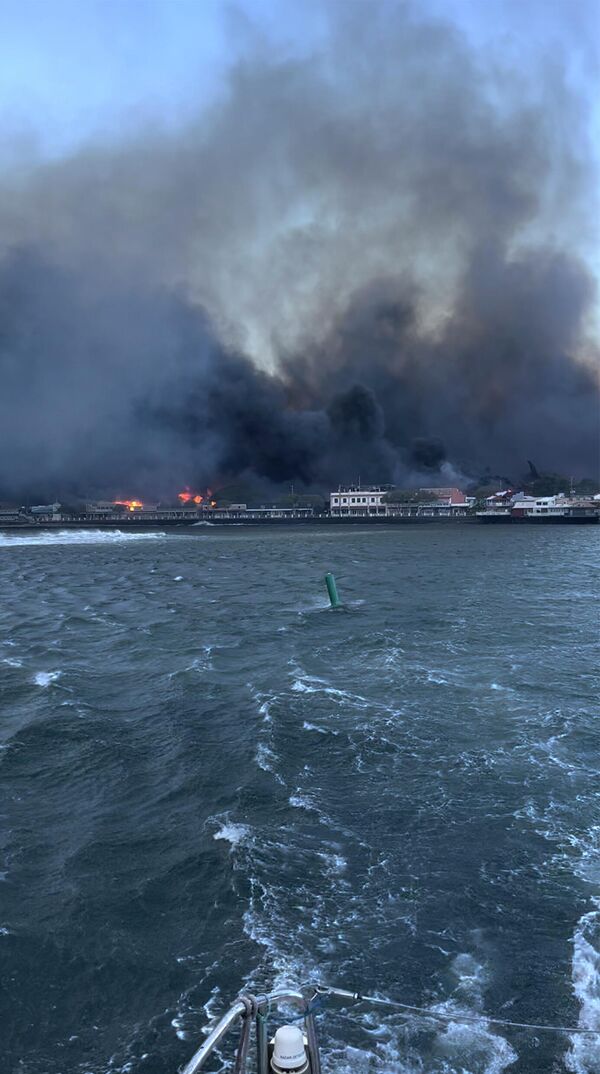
325, 572, 341, 608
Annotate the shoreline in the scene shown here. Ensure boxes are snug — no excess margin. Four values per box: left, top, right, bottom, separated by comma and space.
0, 516, 476, 532
1, 514, 597, 533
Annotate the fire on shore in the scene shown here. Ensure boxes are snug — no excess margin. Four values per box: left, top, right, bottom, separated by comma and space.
1, 483, 598, 526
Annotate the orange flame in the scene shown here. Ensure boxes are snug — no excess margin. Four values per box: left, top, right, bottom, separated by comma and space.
178, 489, 206, 505
113, 499, 143, 512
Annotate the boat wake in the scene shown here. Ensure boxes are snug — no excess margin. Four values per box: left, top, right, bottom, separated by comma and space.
566, 904, 600, 1073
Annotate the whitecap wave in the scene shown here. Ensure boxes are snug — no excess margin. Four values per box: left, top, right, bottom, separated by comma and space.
33, 670, 62, 687
213, 822, 252, 848
170, 1013, 189, 1041
427, 670, 450, 684
317, 850, 347, 876
302, 721, 336, 735
255, 742, 284, 784
288, 792, 318, 812
290, 673, 378, 711
0, 529, 167, 547
167, 649, 214, 678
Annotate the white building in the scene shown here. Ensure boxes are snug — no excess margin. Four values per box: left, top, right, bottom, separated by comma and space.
329, 485, 390, 516
511, 494, 571, 517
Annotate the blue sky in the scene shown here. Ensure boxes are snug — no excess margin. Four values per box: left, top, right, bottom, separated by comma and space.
0, 0, 227, 150
0, 0, 596, 157
0, 0, 324, 153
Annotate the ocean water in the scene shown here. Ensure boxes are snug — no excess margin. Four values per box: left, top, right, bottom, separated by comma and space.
0, 524, 598, 1074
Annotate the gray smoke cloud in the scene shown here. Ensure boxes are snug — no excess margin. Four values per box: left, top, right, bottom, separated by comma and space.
0, 0, 598, 500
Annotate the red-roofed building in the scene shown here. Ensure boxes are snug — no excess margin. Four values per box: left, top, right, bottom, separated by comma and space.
418, 487, 467, 506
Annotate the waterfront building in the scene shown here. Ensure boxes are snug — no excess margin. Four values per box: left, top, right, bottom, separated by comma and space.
477, 492, 599, 522
418, 487, 469, 505
329, 485, 391, 516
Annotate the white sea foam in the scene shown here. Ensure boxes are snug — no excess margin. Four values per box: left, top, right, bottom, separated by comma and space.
432, 1016, 518, 1073
0, 529, 166, 548
170, 1014, 189, 1041
33, 670, 62, 687
258, 700, 272, 722
317, 850, 347, 876
174, 575, 183, 581
382, 645, 405, 667
515, 789, 600, 1072
213, 822, 251, 847
294, 598, 331, 614
290, 674, 376, 711
168, 649, 214, 678
228, 798, 514, 1074
315, 999, 517, 1074
291, 676, 328, 693
2, 657, 23, 668
255, 742, 284, 784
287, 793, 334, 828
255, 742, 273, 771
389, 948, 517, 1073
427, 670, 449, 684
288, 792, 317, 812
565, 904, 600, 1073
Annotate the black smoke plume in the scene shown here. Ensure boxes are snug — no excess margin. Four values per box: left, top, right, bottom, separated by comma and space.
0, 1, 598, 500
411, 439, 447, 473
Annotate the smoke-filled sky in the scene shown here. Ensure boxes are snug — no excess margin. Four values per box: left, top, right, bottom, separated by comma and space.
0, 0, 598, 500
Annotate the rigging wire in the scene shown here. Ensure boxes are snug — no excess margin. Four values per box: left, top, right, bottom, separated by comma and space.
308, 983, 600, 1038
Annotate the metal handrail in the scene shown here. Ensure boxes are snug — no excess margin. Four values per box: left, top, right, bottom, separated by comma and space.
180, 989, 320, 1074
179, 977, 598, 1074
181, 999, 248, 1074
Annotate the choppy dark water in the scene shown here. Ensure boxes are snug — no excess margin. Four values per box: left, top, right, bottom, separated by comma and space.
1, 524, 599, 1074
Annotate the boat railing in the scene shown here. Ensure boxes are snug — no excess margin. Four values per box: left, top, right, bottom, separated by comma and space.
180, 988, 321, 1074
179, 980, 600, 1073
